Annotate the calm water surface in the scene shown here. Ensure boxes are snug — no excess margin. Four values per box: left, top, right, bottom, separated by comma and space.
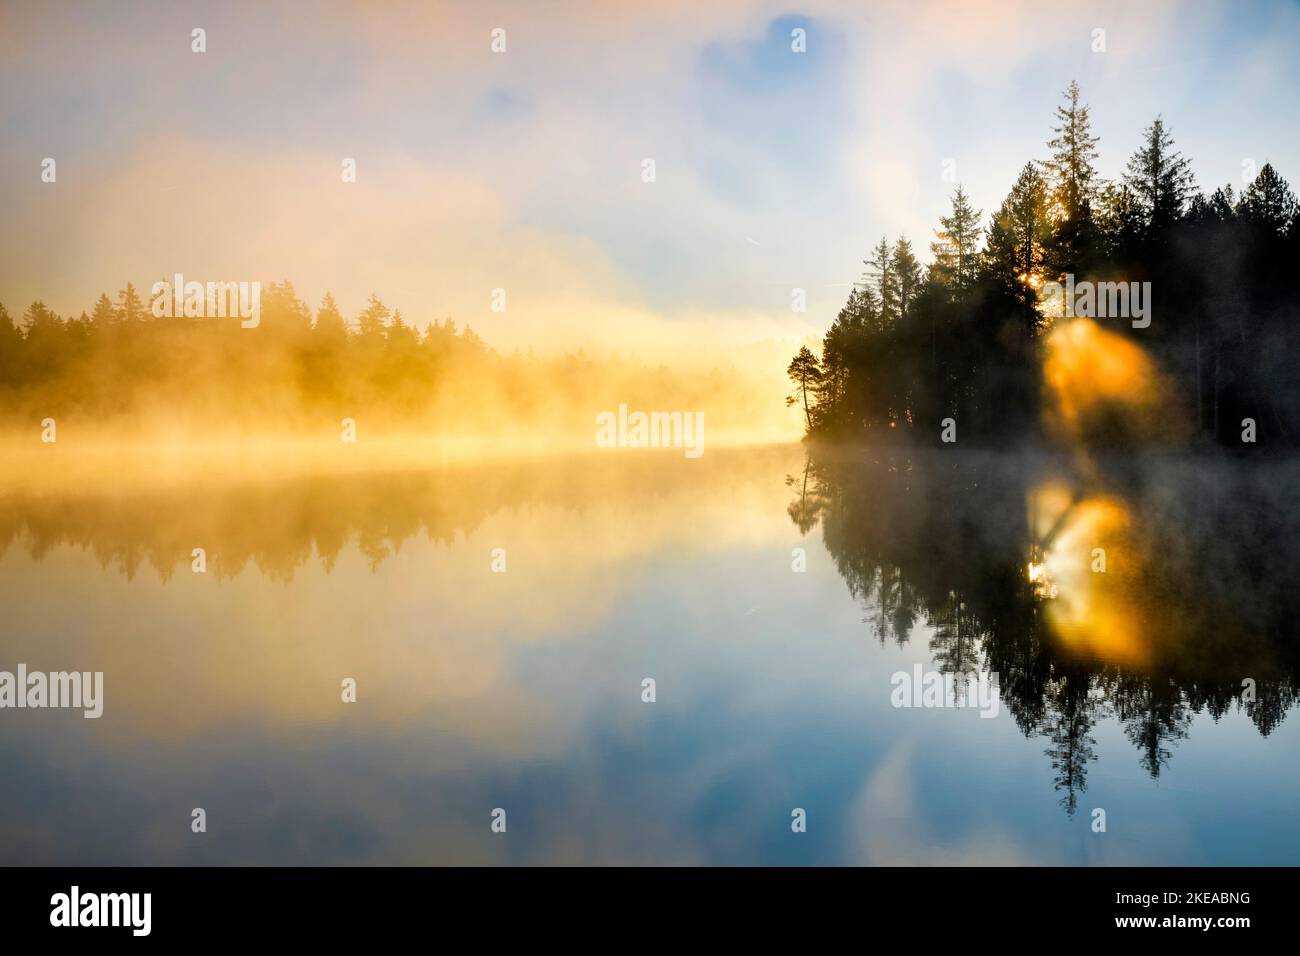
1, 443, 1298, 864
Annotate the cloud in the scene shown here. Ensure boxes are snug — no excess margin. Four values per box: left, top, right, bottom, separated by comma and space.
848, 739, 1042, 864
1, 0, 1296, 348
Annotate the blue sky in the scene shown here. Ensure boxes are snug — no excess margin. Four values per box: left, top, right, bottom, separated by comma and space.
1, 0, 1298, 354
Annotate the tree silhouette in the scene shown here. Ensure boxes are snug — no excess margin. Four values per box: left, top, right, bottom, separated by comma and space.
118, 282, 147, 323
930, 186, 983, 301
1122, 115, 1195, 242
786, 346, 823, 431
1043, 81, 1103, 277
1237, 162, 1297, 234
787, 81, 1300, 450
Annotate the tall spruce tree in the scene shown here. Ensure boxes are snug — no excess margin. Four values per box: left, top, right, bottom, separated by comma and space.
1043, 81, 1102, 220
930, 186, 983, 301
90, 292, 117, 326
1122, 116, 1195, 241
985, 163, 1052, 340
118, 282, 147, 323
314, 292, 349, 340
892, 237, 922, 321
867, 237, 899, 328
1043, 81, 1103, 277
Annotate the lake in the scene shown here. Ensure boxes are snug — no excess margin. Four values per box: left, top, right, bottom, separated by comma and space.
1, 442, 1298, 864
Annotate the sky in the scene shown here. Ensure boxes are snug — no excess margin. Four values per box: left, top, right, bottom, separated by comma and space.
2, 0, 1299, 357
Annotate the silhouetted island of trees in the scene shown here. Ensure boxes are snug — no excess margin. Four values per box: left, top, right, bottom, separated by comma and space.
788, 81, 1300, 451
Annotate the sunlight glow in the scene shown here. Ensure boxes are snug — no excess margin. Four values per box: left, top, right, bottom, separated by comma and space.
1028, 481, 1148, 666
1042, 318, 1185, 451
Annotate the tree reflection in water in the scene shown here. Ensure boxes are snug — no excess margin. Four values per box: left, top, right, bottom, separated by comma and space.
788, 445, 1300, 817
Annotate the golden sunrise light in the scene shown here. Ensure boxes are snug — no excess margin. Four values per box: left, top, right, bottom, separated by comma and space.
2, 0, 1299, 914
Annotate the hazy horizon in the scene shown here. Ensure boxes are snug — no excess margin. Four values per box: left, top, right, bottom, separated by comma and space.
4, 0, 1299, 357
3, 0, 1300, 884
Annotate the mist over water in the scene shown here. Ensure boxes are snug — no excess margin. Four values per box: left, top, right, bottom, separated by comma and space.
1, 442, 1296, 864
3, 0, 1299, 892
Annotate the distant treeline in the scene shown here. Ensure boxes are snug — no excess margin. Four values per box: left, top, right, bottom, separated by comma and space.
787, 81, 1300, 450
0, 285, 769, 436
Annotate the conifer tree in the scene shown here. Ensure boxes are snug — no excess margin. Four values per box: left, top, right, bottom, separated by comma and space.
1122, 116, 1195, 240
118, 281, 147, 323
1043, 81, 1103, 277
90, 292, 117, 326
892, 237, 922, 321
1237, 162, 1297, 235
314, 292, 348, 338
930, 186, 983, 300
867, 237, 899, 328
786, 346, 823, 431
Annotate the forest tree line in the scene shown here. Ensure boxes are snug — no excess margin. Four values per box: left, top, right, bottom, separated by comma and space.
0, 284, 769, 436
787, 81, 1300, 450
0, 285, 497, 426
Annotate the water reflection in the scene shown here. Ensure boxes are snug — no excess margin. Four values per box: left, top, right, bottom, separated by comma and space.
1, 443, 1298, 863
793, 444, 1300, 816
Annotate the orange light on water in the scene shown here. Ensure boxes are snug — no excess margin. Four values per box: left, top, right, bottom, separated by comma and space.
1027, 482, 1148, 666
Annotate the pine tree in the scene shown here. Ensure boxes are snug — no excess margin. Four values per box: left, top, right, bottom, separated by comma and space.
22, 300, 61, 334
1042, 82, 1104, 278
118, 282, 147, 323
1237, 163, 1297, 236
1208, 184, 1236, 221
388, 309, 418, 347
930, 186, 983, 301
819, 307, 851, 418
891, 237, 922, 321
90, 292, 117, 326
20, 301, 66, 378
786, 345, 823, 432
356, 293, 391, 339
866, 237, 898, 327
314, 292, 348, 339
850, 279, 881, 328
984, 164, 1052, 341
1043, 81, 1102, 220
1096, 182, 1145, 263
1122, 116, 1195, 240
260, 281, 312, 333
985, 164, 1052, 291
